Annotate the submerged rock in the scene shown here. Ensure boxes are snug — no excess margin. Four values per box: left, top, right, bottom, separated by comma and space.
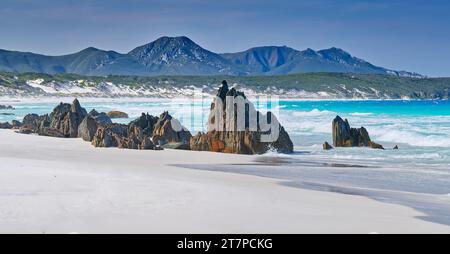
189, 80, 294, 154
107, 110, 129, 119
332, 116, 384, 149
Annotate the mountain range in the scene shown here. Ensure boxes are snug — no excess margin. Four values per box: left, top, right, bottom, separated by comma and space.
0, 36, 422, 77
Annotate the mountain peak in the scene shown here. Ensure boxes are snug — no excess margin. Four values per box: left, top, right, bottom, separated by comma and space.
0, 37, 422, 77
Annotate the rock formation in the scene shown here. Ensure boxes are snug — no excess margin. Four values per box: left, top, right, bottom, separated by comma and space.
323, 141, 333, 150
189, 80, 294, 154
78, 116, 99, 142
19, 113, 50, 134
88, 109, 112, 124
107, 110, 129, 119
125, 113, 159, 149
0, 120, 22, 129
332, 116, 384, 149
91, 111, 190, 150
77, 110, 112, 141
0, 122, 12, 129
91, 124, 129, 148
49, 99, 87, 138
152, 112, 192, 148
393, 145, 399, 150
0, 105, 14, 110
18, 99, 87, 138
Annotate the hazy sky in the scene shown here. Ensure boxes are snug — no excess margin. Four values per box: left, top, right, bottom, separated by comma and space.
1, 0, 449, 76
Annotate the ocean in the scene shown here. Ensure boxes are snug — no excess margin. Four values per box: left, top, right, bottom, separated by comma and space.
2, 98, 450, 224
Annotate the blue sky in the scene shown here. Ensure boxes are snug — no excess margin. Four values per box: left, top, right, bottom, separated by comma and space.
1, 0, 449, 76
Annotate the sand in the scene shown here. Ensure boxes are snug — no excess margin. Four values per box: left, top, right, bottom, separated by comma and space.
0, 129, 449, 234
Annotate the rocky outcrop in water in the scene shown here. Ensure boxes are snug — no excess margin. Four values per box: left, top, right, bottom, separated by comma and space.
323, 141, 333, 150
107, 110, 129, 119
332, 116, 384, 149
189, 80, 294, 154
0, 105, 14, 110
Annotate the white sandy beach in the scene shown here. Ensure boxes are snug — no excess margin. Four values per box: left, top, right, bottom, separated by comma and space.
0, 129, 449, 234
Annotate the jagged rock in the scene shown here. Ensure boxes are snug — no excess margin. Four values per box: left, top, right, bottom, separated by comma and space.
78, 116, 98, 141
189, 80, 294, 154
20, 113, 50, 134
107, 110, 129, 119
125, 113, 159, 149
91, 123, 128, 148
152, 112, 192, 147
393, 145, 399, 150
88, 109, 112, 124
332, 115, 384, 149
49, 99, 87, 138
323, 142, 333, 150
0, 122, 12, 129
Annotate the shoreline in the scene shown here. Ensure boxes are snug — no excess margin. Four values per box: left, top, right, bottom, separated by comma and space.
1, 129, 450, 233
1, 96, 448, 105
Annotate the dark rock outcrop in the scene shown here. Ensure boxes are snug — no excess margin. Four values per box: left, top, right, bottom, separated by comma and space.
49, 99, 87, 138
0, 105, 14, 110
125, 113, 159, 149
90, 112, 190, 150
0, 122, 12, 129
107, 110, 129, 119
11, 120, 22, 129
91, 124, 128, 148
393, 145, 399, 150
20, 113, 50, 134
18, 99, 87, 138
1, 120, 23, 130
332, 116, 384, 149
189, 80, 294, 154
323, 141, 333, 150
152, 112, 192, 147
78, 116, 98, 142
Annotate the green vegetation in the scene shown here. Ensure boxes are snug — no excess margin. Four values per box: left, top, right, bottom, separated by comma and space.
1, 71, 449, 99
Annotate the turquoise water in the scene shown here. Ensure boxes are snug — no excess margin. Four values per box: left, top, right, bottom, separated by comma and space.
2, 99, 450, 168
